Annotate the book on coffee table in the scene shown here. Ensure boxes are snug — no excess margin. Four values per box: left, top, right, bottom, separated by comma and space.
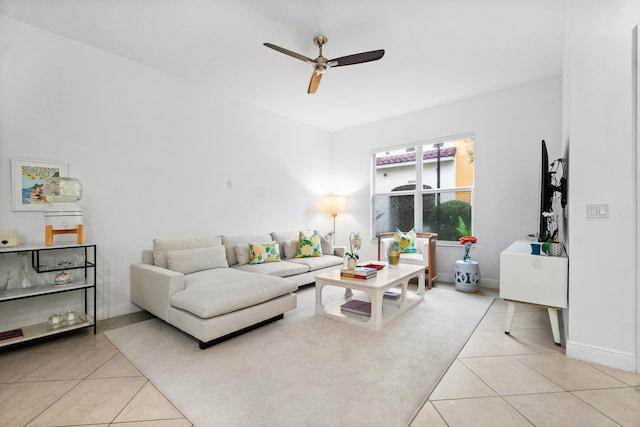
340, 299, 372, 316
383, 290, 401, 299
340, 267, 377, 280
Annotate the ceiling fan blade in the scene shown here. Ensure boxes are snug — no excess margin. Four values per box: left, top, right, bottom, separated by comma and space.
329, 49, 385, 67
263, 43, 316, 65
307, 71, 323, 94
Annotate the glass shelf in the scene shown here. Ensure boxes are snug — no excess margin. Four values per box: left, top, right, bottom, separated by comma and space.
0, 279, 94, 302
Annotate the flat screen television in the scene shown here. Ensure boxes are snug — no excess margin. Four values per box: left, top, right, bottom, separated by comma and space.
538, 140, 553, 242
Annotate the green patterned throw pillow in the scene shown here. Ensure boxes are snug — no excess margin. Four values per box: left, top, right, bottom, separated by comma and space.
249, 242, 281, 264
394, 228, 418, 253
295, 231, 322, 258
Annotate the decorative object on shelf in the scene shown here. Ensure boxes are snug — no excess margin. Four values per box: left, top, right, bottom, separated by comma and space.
43, 176, 84, 246
47, 310, 86, 330
459, 235, 477, 262
0, 271, 12, 294
0, 229, 18, 248
542, 241, 563, 257
549, 242, 563, 256
72, 254, 86, 266
530, 243, 541, 255
541, 211, 562, 256
66, 310, 79, 322
11, 158, 68, 211
387, 245, 400, 268
16, 252, 33, 288
0, 328, 23, 341
345, 232, 361, 270
53, 271, 72, 285
48, 313, 64, 327
320, 195, 346, 235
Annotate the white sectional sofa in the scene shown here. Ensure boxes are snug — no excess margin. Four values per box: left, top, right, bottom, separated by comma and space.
130, 231, 344, 349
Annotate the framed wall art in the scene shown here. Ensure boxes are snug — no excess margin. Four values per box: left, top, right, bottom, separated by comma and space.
11, 159, 68, 211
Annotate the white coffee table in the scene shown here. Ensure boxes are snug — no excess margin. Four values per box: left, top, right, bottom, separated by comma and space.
315, 263, 425, 331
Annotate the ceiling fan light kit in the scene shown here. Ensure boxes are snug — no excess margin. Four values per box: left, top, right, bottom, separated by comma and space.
263, 36, 384, 94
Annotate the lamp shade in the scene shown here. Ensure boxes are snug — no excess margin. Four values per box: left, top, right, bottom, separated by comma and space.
321, 195, 346, 214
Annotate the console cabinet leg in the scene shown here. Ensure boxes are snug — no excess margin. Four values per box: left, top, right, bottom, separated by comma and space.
504, 301, 516, 335
548, 307, 562, 346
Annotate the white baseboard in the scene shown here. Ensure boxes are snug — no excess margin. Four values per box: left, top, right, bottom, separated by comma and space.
437, 273, 500, 290
566, 340, 637, 373
96, 302, 141, 321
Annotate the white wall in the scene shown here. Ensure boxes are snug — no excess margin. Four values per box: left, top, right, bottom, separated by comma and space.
565, 0, 640, 371
330, 76, 563, 287
0, 15, 332, 327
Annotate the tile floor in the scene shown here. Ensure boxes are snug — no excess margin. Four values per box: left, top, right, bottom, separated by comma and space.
0, 311, 193, 426
411, 289, 640, 427
1, 286, 640, 426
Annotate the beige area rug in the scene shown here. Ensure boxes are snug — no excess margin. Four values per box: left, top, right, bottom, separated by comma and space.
105, 284, 493, 427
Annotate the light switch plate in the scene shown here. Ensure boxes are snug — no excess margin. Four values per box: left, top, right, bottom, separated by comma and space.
587, 203, 609, 218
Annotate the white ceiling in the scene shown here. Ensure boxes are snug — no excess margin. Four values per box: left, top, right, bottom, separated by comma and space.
0, 0, 567, 132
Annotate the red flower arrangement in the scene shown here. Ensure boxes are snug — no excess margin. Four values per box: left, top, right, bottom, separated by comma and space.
459, 236, 477, 245
459, 236, 477, 261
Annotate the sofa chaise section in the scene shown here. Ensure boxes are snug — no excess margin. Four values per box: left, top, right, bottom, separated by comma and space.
130, 230, 343, 349
130, 236, 299, 349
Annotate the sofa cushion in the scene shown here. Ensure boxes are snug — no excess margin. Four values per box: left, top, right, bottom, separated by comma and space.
233, 260, 308, 277
295, 231, 322, 258
288, 254, 343, 272
172, 269, 297, 319
283, 240, 298, 259
282, 232, 334, 259
153, 236, 222, 269
394, 228, 418, 253
320, 231, 335, 255
235, 244, 251, 265
166, 246, 228, 274
271, 230, 310, 259
249, 242, 281, 264
222, 234, 273, 266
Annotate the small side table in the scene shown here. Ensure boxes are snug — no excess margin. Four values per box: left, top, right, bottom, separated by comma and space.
454, 260, 480, 292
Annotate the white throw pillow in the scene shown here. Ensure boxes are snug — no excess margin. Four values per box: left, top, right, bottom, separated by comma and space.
319, 231, 335, 255
283, 240, 299, 259
153, 236, 221, 269
234, 244, 251, 265
166, 246, 228, 274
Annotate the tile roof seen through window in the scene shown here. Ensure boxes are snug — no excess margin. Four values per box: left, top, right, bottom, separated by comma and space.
376, 146, 457, 166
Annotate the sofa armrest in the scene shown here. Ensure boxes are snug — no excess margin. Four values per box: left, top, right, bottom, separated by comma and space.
333, 246, 346, 257
130, 263, 185, 322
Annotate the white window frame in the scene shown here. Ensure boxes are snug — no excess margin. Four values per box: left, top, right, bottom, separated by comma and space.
370, 132, 475, 242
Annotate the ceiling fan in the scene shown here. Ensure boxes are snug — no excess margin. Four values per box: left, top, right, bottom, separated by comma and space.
263, 36, 385, 94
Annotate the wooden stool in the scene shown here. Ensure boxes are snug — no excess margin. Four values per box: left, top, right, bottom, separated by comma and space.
45, 224, 84, 246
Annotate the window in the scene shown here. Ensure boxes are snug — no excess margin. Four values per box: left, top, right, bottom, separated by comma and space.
372, 135, 475, 242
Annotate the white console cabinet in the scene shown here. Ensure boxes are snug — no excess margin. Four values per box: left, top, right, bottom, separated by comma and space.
499, 240, 568, 345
